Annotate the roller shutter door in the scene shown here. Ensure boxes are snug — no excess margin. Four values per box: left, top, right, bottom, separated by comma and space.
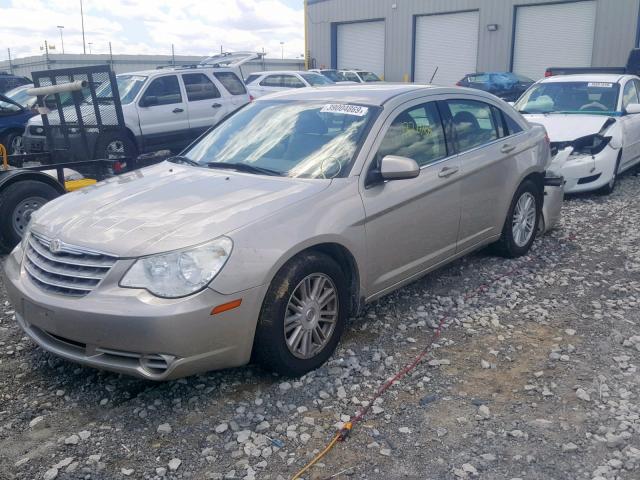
414, 11, 479, 86
337, 21, 385, 78
513, 1, 596, 80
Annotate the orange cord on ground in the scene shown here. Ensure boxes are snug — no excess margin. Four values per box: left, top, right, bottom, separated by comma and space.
0, 143, 8, 170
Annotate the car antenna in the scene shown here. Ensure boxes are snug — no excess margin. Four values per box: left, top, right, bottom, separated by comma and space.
429, 67, 439, 84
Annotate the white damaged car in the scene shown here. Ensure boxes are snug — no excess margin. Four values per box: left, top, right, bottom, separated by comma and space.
515, 74, 640, 194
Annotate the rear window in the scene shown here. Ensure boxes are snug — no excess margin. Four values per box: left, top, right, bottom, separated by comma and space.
214, 72, 246, 95
245, 74, 261, 85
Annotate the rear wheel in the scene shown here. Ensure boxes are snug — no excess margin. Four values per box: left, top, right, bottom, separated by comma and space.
253, 252, 347, 376
94, 131, 138, 161
0, 180, 60, 253
493, 179, 540, 258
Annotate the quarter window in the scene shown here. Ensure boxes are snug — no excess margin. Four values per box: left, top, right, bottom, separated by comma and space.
281, 75, 305, 88
622, 81, 639, 110
214, 72, 247, 95
376, 102, 448, 168
446, 99, 498, 152
503, 112, 524, 136
140, 75, 182, 106
260, 75, 281, 87
182, 73, 220, 101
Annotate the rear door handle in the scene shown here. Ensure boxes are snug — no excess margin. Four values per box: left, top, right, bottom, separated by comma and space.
172, 108, 184, 113
438, 166, 459, 178
211, 103, 222, 108
501, 144, 516, 153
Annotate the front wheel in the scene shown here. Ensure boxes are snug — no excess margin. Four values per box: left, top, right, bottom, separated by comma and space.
253, 252, 347, 376
1, 131, 24, 155
598, 153, 621, 195
94, 131, 138, 161
492, 179, 541, 258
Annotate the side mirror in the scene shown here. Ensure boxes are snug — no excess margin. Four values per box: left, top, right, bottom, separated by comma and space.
380, 155, 420, 180
140, 96, 158, 107
625, 103, 640, 114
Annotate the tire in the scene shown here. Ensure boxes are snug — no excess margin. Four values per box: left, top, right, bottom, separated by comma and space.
492, 179, 541, 258
598, 152, 622, 195
1, 131, 23, 155
253, 252, 348, 377
94, 131, 138, 161
0, 180, 60, 253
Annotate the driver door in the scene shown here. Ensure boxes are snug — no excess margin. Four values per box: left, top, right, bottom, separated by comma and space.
360, 99, 461, 296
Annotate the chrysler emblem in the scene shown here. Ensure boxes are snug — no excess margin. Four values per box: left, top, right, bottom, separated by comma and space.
49, 238, 62, 254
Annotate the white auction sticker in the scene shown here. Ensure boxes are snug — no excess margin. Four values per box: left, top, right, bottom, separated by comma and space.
588, 82, 614, 88
320, 104, 369, 116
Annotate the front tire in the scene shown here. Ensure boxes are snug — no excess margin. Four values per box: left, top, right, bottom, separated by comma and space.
598, 152, 621, 195
1, 131, 24, 155
493, 179, 541, 258
0, 180, 60, 253
94, 131, 138, 160
253, 252, 347, 377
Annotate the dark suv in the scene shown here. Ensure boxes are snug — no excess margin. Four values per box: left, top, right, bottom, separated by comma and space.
0, 72, 31, 94
457, 72, 534, 102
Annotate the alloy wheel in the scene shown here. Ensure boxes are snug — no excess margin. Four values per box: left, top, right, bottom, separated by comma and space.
512, 192, 536, 247
284, 273, 339, 359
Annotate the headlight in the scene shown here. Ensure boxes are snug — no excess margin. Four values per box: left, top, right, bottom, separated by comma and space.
570, 134, 611, 156
120, 237, 233, 298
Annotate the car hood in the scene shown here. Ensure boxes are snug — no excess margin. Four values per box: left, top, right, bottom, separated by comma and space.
32, 162, 330, 257
522, 113, 615, 141
27, 104, 105, 126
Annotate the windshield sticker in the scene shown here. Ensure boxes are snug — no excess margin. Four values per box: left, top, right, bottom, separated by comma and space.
587, 82, 614, 88
321, 104, 369, 116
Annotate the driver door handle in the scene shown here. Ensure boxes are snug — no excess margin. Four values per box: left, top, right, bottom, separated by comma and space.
172, 108, 184, 113
211, 103, 222, 108
501, 144, 516, 153
438, 166, 459, 178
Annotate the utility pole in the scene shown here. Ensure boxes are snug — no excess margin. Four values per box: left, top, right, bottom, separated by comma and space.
304, 0, 308, 70
57, 25, 65, 54
88, 42, 93, 54
280, 41, 284, 60
7, 48, 13, 74
171, 44, 175, 67
80, 0, 87, 54
109, 41, 114, 70
44, 40, 51, 69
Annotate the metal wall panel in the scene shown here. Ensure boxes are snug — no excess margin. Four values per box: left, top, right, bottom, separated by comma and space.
307, 0, 640, 82
337, 21, 385, 75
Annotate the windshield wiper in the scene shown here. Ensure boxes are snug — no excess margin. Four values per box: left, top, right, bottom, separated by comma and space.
167, 155, 200, 166
206, 162, 282, 176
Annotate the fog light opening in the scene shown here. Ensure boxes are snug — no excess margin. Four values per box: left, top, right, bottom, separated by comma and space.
140, 353, 175, 374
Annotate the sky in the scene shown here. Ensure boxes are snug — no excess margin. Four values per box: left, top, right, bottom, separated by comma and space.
1, 0, 305, 60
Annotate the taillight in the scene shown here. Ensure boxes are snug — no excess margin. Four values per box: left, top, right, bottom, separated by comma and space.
249, 95, 255, 102
544, 69, 553, 77
456, 81, 462, 86
113, 161, 124, 173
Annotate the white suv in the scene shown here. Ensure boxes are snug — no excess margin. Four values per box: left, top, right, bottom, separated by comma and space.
23, 59, 252, 160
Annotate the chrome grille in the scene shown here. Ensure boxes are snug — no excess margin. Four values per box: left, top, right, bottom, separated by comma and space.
24, 233, 117, 296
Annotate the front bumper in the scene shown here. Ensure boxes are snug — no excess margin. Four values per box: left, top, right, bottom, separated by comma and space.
541, 176, 564, 233
3, 246, 266, 380
556, 146, 618, 194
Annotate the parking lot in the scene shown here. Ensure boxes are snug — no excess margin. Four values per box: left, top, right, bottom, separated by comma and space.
0, 169, 637, 480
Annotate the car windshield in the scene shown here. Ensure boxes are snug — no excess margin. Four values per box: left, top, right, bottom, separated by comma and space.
358, 71, 381, 82
515, 81, 620, 114
4, 85, 35, 108
91, 75, 147, 104
320, 70, 342, 82
0, 95, 22, 113
183, 100, 378, 178
300, 73, 333, 86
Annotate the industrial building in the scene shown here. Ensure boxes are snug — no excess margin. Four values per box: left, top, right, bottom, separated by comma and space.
306, 0, 640, 84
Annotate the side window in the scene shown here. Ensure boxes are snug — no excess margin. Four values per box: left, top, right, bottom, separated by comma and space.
282, 75, 305, 88
446, 99, 498, 152
260, 75, 281, 87
622, 81, 639, 109
141, 75, 182, 106
213, 72, 247, 95
503, 112, 524, 135
182, 73, 220, 101
345, 72, 360, 82
376, 102, 448, 168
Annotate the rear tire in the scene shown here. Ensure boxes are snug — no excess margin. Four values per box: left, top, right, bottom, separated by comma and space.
253, 252, 347, 377
0, 180, 60, 253
493, 179, 541, 258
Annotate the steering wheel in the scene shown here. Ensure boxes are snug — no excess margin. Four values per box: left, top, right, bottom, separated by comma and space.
579, 102, 608, 111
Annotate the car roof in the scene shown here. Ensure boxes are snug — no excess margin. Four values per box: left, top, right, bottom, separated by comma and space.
254, 83, 497, 106
250, 71, 321, 76
540, 73, 628, 83
116, 66, 236, 77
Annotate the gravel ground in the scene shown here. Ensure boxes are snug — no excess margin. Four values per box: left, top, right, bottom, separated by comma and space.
1, 170, 640, 480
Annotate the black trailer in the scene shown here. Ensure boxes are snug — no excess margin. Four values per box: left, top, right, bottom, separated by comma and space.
0, 65, 157, 253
